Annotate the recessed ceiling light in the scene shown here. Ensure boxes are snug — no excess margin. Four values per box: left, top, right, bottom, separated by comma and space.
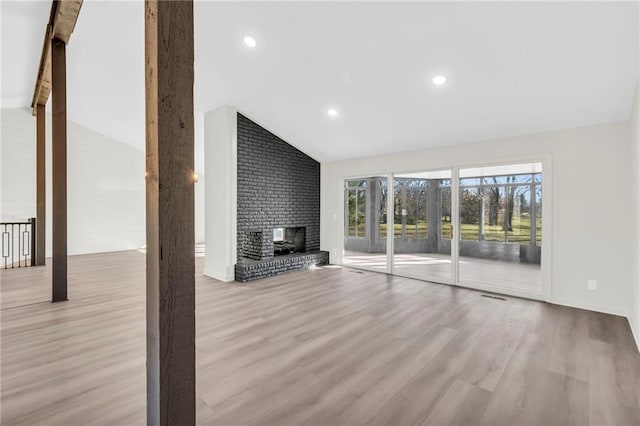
243, 36, 257, 48
327, 109, 338, 117
432, 75, 447, 85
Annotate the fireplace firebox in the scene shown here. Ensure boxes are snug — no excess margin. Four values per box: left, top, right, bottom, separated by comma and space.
273, 227, 306, 256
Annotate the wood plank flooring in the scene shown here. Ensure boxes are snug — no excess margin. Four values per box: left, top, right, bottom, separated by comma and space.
1, 250, 639, 425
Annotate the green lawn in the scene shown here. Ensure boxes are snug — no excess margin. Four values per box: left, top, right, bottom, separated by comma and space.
459, 216, 542, 244
350, 216, 542, 245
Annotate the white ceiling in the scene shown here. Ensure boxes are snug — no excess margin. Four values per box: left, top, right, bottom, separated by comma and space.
2, 1, 639, 166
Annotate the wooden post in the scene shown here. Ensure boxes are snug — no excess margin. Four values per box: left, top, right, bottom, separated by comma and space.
145, 1, 196, 424
36, 103, 46, 266
51, 36, 67, 302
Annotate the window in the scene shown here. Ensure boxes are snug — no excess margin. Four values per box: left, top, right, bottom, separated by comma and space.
459, 170, 542, 246
345, 180, 367, 238
393, 178, 428, 239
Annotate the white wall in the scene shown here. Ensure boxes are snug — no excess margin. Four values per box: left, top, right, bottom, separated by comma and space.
194, 112, 206, 243
203, 106, 237, 281
1, 108, 145, 256
1, 109, 36, 222
195, 172, 205, 244
322, 121, 633, 317
630, 79, 640, 350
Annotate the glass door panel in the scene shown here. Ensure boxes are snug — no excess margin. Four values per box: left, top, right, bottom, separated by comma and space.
343, 177, 387, 272
392, 170, 452, 282
458, 163, 543, 295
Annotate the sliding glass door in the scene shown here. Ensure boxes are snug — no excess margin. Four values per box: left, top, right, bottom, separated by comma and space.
343, 177, 388, 272
457, 163, 543, 296
341, 162, 544, 297
392, 170, 453, 283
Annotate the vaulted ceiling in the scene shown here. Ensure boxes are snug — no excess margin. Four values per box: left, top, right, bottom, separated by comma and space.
2, 1, 638, 166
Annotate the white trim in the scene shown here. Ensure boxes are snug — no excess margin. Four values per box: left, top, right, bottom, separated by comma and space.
541, 155, 553, 301
336, 176, 345, 266
386, 173, 394, 274
629, 316, 640, 353
451, 166, 460, 284
230, 110, 238, 271
549, 297, 628, 318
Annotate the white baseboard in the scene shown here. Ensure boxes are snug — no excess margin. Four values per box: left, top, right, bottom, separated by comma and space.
629, 315, 640, 354
548, 297, 628, 317
202, 268, 235, 282
550, 297, 640, 354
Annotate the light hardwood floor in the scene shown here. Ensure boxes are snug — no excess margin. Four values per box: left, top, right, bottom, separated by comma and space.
1, 250, 639, 425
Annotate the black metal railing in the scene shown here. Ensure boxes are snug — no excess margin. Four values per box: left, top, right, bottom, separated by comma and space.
1, 218, 36, 269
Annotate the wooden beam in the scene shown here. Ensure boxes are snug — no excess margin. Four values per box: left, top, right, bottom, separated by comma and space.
31, 25, 52, 115
31, 1, 83, 115
36, 104, 46, 266
52, 0, 82, 43
144, 1, 195, 424
51, 37, 67, 303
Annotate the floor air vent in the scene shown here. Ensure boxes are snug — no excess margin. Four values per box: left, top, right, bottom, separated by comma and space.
349, 270, 365, 274
481, 294, 507, 301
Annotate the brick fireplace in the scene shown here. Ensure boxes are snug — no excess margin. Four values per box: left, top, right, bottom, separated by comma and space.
234, 113, 329, 281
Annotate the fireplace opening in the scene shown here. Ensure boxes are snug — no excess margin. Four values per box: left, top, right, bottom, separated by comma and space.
274, 227, 306, 256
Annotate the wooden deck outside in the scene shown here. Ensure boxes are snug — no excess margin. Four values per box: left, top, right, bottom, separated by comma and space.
1, 250, 639, 425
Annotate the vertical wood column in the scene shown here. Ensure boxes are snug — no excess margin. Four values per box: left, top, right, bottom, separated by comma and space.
36, 103, 46, 266
51, 37, 67, 302
145, 1, 195, 424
